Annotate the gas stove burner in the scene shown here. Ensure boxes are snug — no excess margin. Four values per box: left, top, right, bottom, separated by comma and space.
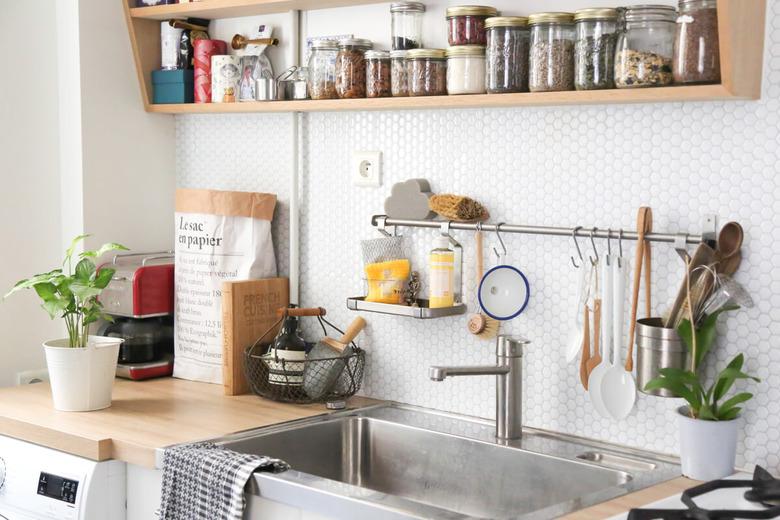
628, 466, 780, 520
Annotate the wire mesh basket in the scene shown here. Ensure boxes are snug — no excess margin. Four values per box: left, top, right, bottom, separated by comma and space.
243, 308, 366, 404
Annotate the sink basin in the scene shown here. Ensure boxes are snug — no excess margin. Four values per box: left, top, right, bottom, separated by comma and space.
205, 403, 679, 519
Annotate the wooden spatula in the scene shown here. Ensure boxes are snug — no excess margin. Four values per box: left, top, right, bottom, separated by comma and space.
626, 207, 652, 372
585, 299, 603, 377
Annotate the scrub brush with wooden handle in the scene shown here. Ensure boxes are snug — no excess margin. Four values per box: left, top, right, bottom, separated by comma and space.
430, 195, 489, 222
468, 230, 499, 340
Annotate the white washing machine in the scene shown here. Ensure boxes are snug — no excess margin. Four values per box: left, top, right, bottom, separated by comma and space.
0, 434, 125, 520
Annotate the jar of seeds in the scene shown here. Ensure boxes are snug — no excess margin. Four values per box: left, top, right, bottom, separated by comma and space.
673, 0, 720, 84
485, 16, 529, 94
447, 5, 498, 46
391, 50, 409, 96
335, 38, 372, 98
528, 12, 575, 92
391, 2, 425, 50
406, 48, 447, 96
614, 5, 675, 88
307, 39, 339, 99
574, 8, 618, 90
366, 50, 392, 98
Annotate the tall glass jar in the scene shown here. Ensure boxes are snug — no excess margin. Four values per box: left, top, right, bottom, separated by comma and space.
391, 50, 409, 96
614, 5, 676, 88
446, 45, 486, 95
366, 50, 392, 98
335, 38, 372, 98
673, 0, 720, 84
406, 48, 447, 96
485, 16, 529, 94
307, 39, 339, 99
391, 2, 425, 50
447, 6, 498, 46
528, 12, 575, 92
574, 8, 618, 90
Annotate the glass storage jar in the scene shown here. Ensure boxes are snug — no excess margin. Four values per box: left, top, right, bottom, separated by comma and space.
614, 5, 676, 88
391, 50, 409, 96
673, 0, 720, 84
307, 39, 339, 99
447, 5, 498, 46
366, 50, 392, 98
391, 2, 425, 50
574, 8, 618, 90
335, 38, 372, 98
485, 16, 529, 94
406, 48, 447, 96
528, 12, 575, 92
446, 45, 486, 95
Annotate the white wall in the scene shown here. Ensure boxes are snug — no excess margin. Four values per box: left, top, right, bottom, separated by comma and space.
0, 1, 64, 386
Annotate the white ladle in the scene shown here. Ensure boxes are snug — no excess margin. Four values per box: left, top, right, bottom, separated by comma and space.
565, 266, 589, 363
588, 256, 613, 418
601, 255, 637, 420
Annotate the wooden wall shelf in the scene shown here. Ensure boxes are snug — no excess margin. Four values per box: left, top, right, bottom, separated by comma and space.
124, 0, 766, 114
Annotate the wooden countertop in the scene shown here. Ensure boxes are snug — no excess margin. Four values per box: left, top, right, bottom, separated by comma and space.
0, 377, 376, 468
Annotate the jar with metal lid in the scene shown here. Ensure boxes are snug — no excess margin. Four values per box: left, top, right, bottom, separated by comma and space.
485, 16, 529, 94
391, 50, 409, 96
307, 39, 339, 99
366, 50, 392, 98
574, 8, 618, 90
528, 12, 575, 92
336, 38, 372, 98
446, 45, 486, 95
673, 0, 720, 84
391, 2, 425, 51
447, 5, 498, 46
614, 5, 676, 88
406, 48, 447, 96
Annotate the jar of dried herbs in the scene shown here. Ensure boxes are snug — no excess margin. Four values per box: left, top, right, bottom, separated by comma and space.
673, 0, 720, 84
614, 5, 676, 88
574, 8, 618, 90
366, 50, 392, 98
485, 16, 529, 94
528, 12, 575, 93
307, 39, 339, 100
391, 50, 409, 96
335, 38, 372, 98
406, 48, 447, 96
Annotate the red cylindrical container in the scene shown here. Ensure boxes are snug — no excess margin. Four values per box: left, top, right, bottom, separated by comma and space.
193, 39, 227, 103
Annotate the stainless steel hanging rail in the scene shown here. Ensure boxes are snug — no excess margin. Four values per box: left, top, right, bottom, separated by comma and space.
371, 215, 704, 245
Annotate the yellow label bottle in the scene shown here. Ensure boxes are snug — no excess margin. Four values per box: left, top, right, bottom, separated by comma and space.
429, 236, 454, 308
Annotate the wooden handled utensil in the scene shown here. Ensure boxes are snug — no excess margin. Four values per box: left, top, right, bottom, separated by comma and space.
303, 316, 366, 400
626, 207, 652, 372
585, 299, 603, 377
276, 307, 326, 318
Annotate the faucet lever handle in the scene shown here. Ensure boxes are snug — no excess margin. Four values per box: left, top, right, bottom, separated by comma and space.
496, 336, 529, 358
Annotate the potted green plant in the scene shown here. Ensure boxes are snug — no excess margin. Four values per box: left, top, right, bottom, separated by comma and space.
4, 235, 128, 411
644, 306, 760, 481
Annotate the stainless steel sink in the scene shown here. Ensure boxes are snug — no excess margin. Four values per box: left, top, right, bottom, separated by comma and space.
203, 403, 680, 519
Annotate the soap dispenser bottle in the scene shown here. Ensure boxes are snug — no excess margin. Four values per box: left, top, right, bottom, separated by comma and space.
429, 236, 455, 308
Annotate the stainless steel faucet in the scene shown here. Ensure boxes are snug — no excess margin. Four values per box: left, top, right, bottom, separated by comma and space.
429, 336, 528, 440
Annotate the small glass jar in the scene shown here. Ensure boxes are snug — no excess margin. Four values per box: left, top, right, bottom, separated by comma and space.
574, 8, 618, 90
673, 0, 720, 84
446, 5, 498, 46
335, 38, 372, 98
446, 45, 486, 95
307, 39, 339, 100
391, 2, 425, 51
406, 48, 447, 96
614, 5, 676, 88
391, 50, 409, 96
366, 50, 392, 98
528, 12, 575, 92
485, 16, 529, 94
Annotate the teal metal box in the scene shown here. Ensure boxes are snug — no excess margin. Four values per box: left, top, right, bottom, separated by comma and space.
152, 69, 194, 104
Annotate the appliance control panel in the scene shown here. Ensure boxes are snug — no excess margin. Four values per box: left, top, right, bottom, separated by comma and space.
38, 472, 80, 504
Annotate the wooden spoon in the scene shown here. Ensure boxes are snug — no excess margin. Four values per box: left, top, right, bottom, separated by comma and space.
586, 299, 603, 376
715, 222, 744, 260
626, 207, 652, 372
579, 305, 591, 390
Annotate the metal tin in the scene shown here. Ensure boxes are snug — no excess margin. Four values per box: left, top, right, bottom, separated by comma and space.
255, 77, 277, 101
636, 317, 691, 397
277, 66, 309, 100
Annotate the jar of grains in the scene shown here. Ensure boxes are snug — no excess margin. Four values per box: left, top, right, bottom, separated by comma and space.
614, 5, 676, 88
673, 0, 720, 84
366, 50, 392, 98
336, 38, 372, 98
573, 8, 618, 90
406, 48, 447, 96
446, 45, 486, 95
307, 39, 339, 99
485, 16, 530, 94
391, 2, 425, 51
446, 6, 498, 46
391, 50, 409, 96
528, 12, 575, 92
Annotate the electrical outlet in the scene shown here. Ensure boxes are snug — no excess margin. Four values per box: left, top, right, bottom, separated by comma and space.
352, 151, 382, 187
17, 369, 49, 385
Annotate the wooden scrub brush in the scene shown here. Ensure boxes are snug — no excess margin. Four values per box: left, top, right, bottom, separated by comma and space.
430, 195, 489, 222
468, 229, 499, 340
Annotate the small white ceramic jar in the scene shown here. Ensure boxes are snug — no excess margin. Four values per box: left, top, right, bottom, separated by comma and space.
445, 45, 486, 95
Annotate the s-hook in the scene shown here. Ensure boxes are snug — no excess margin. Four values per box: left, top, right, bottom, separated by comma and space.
588, 227, 599, 265
618, 229, 625, 267
606, 228, 613, 266
570, 226, 584, 269
375, 216, 396, 237
493, 223, 507, 262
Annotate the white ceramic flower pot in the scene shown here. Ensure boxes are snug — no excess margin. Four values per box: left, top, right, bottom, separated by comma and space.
678, 406, 740, 481
43, 336, 123, 412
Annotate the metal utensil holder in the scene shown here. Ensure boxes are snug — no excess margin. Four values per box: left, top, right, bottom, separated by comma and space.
636, 318, 691, 397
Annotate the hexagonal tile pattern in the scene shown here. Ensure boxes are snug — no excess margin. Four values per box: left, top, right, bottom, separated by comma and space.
177, 5, 780, 472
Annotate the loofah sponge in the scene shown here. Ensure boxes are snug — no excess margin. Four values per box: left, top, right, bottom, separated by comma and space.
429, 195, 489, 222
